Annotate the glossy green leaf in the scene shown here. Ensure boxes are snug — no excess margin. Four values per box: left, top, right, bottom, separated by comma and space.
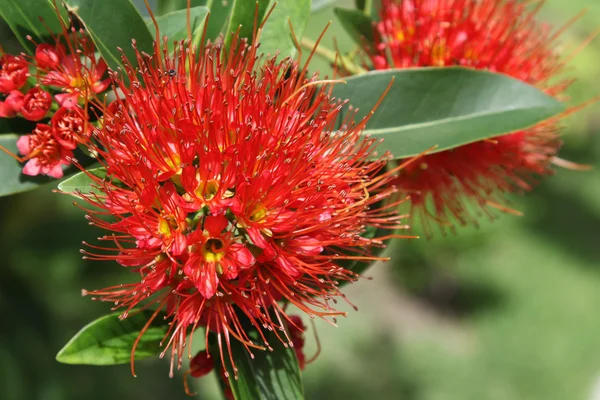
333, 7, 374, 45
154, 0, 231, 42
65, 0, 154, 73
223, 0, 269, 50
0, 0, 68, 54
56, 309, 169, 365
203, 0, 234, 42
56, 167, 106, 199
332, 67, 565, 159
146, 6, 209, 51
212, 314, 304, 400
156, 0, 207, 16
259, 0, 311, 59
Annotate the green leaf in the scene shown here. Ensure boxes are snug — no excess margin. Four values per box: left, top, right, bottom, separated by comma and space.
259, 0, 311, 59
203, 0, 234, 42
146, 6, 209, 52
56, 309, 169, 365
311, 0, 337, 12
223, 0, 270, 50
333, 7, 374, 45
354, 0, 373, 14
153, 0, 229, 43
0, 0, 68, 54
65, 0, 154, 74
56, 167, 106, 199
212, 313, 304, 400
0, 134, 48, 197
332, 67, 565, 159
156, 0, 207, 16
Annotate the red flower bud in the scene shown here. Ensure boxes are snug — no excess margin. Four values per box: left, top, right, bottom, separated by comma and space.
0, 54, 28, 93
35, 43, 65, 69
287, 315, 307, 370
20, 87, 52, 121
51, 106, 90, 149
189, 350, 214, 378
0, 90, 25, 118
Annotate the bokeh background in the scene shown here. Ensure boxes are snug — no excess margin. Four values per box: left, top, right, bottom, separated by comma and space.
2, 0, 600, 399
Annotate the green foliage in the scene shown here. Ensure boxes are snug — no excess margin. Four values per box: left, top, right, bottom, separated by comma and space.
222, 0, 270, 50
223, 0, 311, 60
212, 313, 304, 400
57, 167, 106, 198
259, 0, 311, 59
0, 0, 68, 54
56, 309, 168, 365
156, 0, 207, 16
312, 0, 338, 12
65, 0, 154, 74
333, 7, 374, 45
203, 0, 234, 41
146, 6, 209, 51
332, 67, 564, 158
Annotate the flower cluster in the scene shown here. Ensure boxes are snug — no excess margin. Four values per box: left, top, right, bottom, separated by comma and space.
369, 0, 574, 236
75, 35, 405, 376
1, 27, 109, 178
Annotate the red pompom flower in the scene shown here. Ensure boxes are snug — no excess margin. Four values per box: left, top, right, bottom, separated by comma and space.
370, 0, 581, 236
73, 30, 407, 378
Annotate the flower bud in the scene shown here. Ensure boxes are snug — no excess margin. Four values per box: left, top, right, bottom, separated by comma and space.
20, 87, 52, 121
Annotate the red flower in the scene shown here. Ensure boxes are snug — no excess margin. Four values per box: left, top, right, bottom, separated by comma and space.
0, 54, 28, 93
0, 90, 24, 118
371, 0, 574, 236
189, 350, 214, 378
39, 31, 110, 108
184, 215, 255, 298
20, 87, 52, 121
35, 43, 64, 69
16, 124, 72, 178
75, 33, 403, 378
50, 106, 90, 149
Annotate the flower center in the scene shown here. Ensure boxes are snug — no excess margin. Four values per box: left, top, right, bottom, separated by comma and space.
249, 203, 267, 223
196, 179, 219, 201
201, 238, 226, 263
158, 215, 178, 236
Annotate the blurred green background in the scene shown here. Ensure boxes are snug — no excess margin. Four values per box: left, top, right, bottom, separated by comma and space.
2, 0, 600, 399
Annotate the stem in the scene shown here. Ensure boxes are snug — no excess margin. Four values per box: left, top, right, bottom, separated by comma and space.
300, 37, 367, 76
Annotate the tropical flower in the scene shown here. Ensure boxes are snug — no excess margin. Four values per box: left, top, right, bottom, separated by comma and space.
370, 0, 578, 236
51, 106, 90, 149
0, 90, 24, 118
0, 23, 110, 180
16, 123, 72, 178
74, 32, 406, 378
20, 87, 52, 121
0, 54, 28, 93
36, 33, 110, 108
